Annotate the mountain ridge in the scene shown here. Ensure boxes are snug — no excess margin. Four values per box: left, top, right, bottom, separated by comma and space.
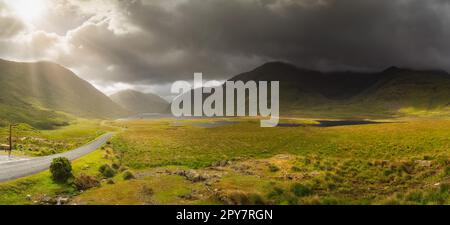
0, 59, 130, 128
171, 61, 450, 118
110, 89, 170, 114
231, 62, 450, 117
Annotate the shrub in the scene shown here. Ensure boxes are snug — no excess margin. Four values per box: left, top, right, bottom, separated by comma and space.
247, 193, 266, 205
291, 166, 302, 172
268, 165, 280, 172
291, 183, 312, 197
266, 186, 299, 205
268, 187, 284, 198
50, 157, 73, 183
106, 179, 115, 184
224, 191, 266, 205
141, 185, 154, 196
405, 191, 424, 203
112, 162, 120, 170
74, 174, 100, 191
123, 170, 135, 180
99, 164, 116, 178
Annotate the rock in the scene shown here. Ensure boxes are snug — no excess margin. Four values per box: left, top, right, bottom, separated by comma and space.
180, 193, 197, 200
174, 170, 186, 176
276, 154, 290, 160
40, 195, 56, 205
415, 160, 432, 167
26, 194, 32, 201
212, 160, 230, 167
445, 159, 450, 165
56, 196, 69, 205
177, 170, 208, 182
219, 160, 229, 167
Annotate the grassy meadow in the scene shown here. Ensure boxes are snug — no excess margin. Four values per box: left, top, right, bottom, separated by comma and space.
0, 116, 448, 205
73, 117, 450, 205
0, 119, 112, 156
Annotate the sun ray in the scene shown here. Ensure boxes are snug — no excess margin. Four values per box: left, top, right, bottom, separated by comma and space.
4, 0, 48, 24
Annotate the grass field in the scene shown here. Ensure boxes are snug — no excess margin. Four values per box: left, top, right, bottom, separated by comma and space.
0, 117, 448, 205
71, 117, 450, 205
0, 148, 110, 204
0, 119, 112, 156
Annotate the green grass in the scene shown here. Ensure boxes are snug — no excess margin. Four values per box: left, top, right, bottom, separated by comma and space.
0, 119, 113, 156
0, 148, 109, 205
1, 117, 448, 205
99, 117, 450, 204
72, 174, 209, 205
111, 118, 450, 168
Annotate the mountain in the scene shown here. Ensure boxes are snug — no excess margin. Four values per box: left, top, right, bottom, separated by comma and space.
234, 62, 450, 117
172, 62, 450, 118
0, 59, 130, 128
110, 90, 170, 114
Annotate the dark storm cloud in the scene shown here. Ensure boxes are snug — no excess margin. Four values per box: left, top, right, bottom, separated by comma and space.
85, 0, 450, 85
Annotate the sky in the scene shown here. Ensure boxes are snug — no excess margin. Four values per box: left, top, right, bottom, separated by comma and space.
1, 0, 450, 99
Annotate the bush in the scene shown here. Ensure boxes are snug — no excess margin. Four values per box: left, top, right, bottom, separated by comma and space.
141, 185, 154, 196
50, 157, 73, 183
291, 183, 312, 197
74, 174, 100, 191
268, 186, 284, 198
291, 166, 302, 172
112, 162, 120, 170
405, 191, 424, 203
445, 166, 450, 176
268, 165, 280, 172
123, 170, 135, 180
99, 164, 116, 178
223, 191, 266, 205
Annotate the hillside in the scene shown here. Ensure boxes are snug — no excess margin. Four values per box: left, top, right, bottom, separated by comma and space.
0, 59, 130, 128
172, 62, 450, 118
110, 90, 170, 114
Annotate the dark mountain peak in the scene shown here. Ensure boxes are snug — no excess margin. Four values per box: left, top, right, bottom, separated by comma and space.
254, 61, 319, 74
258, 61, 297, 68
382, 66, 449, 76
382, 66, 410, 74
110, 89, 169, 114
229, 61, 323, 83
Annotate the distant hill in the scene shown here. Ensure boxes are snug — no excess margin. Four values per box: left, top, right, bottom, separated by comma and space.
0, 59, 130, 128
110, 90, 170, 114
172, 62, 450, 118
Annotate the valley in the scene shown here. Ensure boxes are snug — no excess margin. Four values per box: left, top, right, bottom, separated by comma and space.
0, 116, 448, 205
0, 59, 448, 205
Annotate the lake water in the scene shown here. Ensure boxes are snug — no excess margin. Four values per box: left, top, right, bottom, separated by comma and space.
192, 121, 240, 128
277, 120, 384, 128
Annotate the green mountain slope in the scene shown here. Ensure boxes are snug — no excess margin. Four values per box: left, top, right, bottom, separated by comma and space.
0, 59, 130, 128
171, 62, 450, 118
235, 62, 450, 117
110, 90, 170, 114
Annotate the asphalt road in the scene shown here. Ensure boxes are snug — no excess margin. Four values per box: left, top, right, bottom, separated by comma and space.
0, 132, 113, 182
